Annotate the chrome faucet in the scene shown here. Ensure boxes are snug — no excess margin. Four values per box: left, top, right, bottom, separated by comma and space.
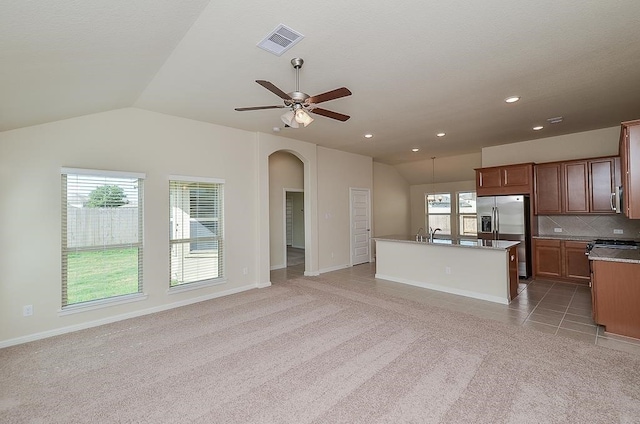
415, 227, 425, 242
429, 227, 441, 243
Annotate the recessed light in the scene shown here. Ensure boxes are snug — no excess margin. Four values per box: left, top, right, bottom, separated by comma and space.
505, 96, 520, 103
436, 132, 446, 137
364, 134, 373, 139
533, 126, 544, 131
412, 148, 419, 152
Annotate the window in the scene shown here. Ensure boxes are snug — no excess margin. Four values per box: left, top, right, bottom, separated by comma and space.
169, 177, 224, 287
62, 168, 144, 307
426, 193, 452, 235
458, 191, 477, 236
425, 191, 477, 237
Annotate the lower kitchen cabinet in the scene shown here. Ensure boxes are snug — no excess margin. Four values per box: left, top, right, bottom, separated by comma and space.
591, 260, 640, 339
533, 239, 590, 284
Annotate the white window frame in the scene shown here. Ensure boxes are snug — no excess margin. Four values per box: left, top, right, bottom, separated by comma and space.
61, 167, 145, 311
425, 192, 452, 236
169, 175, 225, 292
457, 191, 477, 237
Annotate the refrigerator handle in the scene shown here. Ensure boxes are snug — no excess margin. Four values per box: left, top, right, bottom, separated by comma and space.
495, 206, 500, 237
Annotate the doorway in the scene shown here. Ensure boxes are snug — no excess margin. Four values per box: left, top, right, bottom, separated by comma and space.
285, 190, 305, 267
350, 187, 371, 265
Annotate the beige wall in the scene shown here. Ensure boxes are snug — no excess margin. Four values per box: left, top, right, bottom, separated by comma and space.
482, 127, 620, 167
0, 108, 259, 346
373, 162, 410, 237
0, 108, 374, 346
317, 146, 373, 272
268, 151, 303, 269
394, 152, 481, 185
409, 180, 477, 236
291, 192, 305, 248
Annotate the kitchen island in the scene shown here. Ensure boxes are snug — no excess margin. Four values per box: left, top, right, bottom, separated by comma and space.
374, 236, 520, 304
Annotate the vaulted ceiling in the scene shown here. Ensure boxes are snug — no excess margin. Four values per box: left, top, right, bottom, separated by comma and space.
3, 1, 640, 173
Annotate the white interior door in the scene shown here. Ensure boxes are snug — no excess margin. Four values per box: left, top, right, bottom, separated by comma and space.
350, 188, 371, 265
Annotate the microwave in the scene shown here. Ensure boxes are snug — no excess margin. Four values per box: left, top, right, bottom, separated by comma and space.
612, 185, 623, 214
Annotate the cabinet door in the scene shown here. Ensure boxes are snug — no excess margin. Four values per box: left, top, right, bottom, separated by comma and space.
625, 123, 640, 219
619, 126, 630, 216
503, 164, 531, 187
534, 239, 562, 278
563, 241, 590, 284
589, 158, 615, 213
477, 168, 502, 189
563, 161, 589, 213
534, 163, 562, 214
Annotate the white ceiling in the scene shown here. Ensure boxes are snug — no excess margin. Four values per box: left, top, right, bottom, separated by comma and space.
3, 0, 640, 177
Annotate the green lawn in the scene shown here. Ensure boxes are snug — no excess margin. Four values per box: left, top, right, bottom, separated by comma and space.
66, 248, 139, 305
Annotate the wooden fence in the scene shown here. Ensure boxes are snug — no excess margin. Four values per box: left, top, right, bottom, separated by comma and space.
66, 207, 139, 248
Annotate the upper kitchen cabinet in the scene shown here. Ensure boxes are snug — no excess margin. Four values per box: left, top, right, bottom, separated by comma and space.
533, 156, 619, 215
620, 119, 640, 219
475, 163, 534, 196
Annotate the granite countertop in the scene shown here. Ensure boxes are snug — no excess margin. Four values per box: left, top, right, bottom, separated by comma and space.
588, 246, 640, 264
374, 235, 520, 251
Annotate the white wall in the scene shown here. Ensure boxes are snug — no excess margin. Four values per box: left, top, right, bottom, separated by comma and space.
291, 192, 305, 249
317, 146, 373, 272
482, 127, 620, 167
268, 151, 303, 269
373, 162, 410, 237
0, 108, 259, 346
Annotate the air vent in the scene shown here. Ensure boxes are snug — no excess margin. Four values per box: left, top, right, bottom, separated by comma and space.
547, 116, 564, 124
257, 24, 304, 56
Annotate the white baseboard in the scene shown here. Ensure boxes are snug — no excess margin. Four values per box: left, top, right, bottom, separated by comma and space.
304, 270, 320, 276
270, 264, 286, 270
374, 273, 509, 305
318, 264, 350, 274
0, 283, 257, 349
257, 281, 272, 288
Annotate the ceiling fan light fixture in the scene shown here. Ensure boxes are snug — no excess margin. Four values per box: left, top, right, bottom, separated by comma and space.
280, 110, 299, 128
294, 108, 314, 127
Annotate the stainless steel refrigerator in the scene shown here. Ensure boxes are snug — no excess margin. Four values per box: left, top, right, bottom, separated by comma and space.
477, 195, 531, 278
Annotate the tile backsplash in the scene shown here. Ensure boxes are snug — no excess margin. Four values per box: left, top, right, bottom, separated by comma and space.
538, 215, 640, 239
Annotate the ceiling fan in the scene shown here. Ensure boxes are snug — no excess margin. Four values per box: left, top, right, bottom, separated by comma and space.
235, 58, 352, 128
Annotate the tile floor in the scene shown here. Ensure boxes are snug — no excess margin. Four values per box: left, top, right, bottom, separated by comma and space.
271, 262, 640, 356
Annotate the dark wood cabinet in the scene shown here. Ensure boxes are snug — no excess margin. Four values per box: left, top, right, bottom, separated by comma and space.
592, 260, 640, 339
563, 161, 589, 213
476, 163, 534, 196
563, 241, 591, 283
620, 120, 640, 219
534, 163, 562, 214
534, 156, 618, 215
533, 238, 590, 284
589, 158, 617, 213
533, 239, 562, 279
509, 245, 519, 301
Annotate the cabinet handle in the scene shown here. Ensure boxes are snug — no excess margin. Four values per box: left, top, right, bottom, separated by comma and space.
610, 192, 616, 211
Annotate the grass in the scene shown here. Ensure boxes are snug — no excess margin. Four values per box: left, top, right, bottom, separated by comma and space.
66, 248, 139, 305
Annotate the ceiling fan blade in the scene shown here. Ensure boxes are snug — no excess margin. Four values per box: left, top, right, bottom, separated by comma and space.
307, 87, 352, 105
256, 80, 291, 100
234, 105, 286, 111
310, 108, 350, 122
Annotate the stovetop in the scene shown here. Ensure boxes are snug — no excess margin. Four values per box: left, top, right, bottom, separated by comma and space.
588, 239, 640, 250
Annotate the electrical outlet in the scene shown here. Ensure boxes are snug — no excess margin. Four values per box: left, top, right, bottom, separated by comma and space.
242, 267, 248, 275
554, 228, 563, 233
445, 267, 451, 275
613, 229, 623, 235
23, 305, 33, 317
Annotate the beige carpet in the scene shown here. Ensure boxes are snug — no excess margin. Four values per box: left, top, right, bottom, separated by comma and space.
1, 275, 640, 423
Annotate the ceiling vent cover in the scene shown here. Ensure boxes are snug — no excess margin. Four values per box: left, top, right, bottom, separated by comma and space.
257, 24, 304, 56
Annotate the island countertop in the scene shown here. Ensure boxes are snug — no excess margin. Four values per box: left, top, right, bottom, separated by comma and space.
374, 235, 520, 250
588, 246, 640, 264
